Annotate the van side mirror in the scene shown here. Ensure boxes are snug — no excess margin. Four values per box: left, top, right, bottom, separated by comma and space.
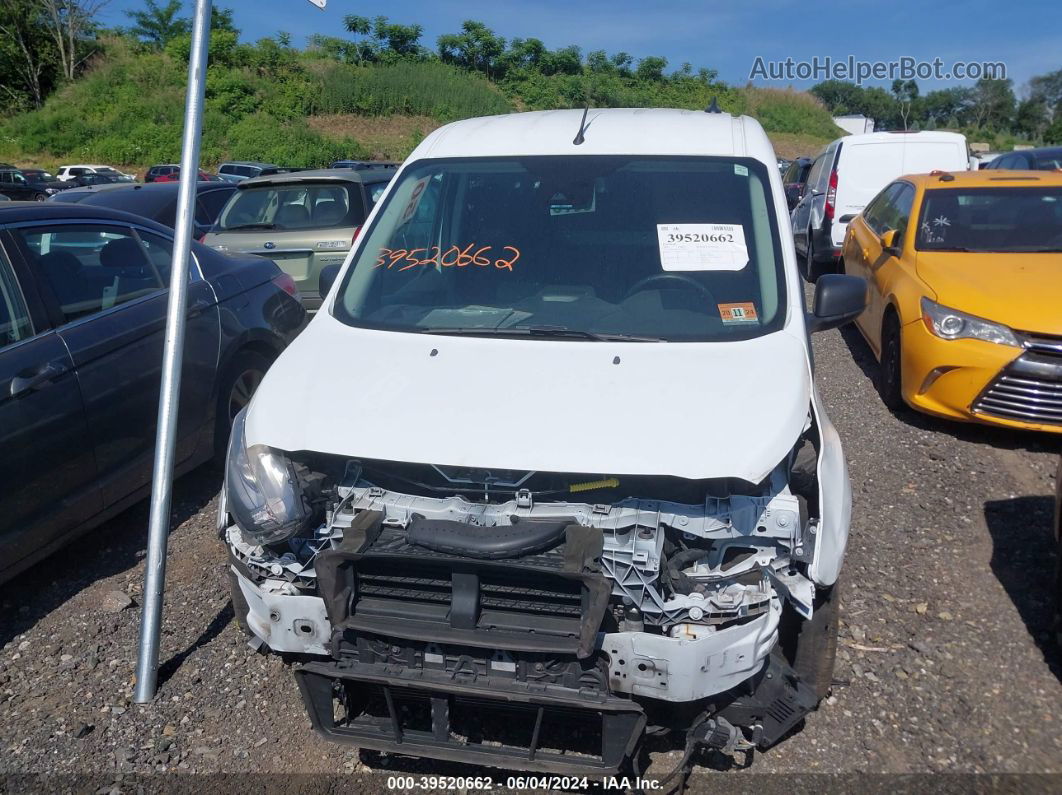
837, 213, 856, 224
807, 274, 867, 333
319, 263, 341, 299
880, 228, 900, 257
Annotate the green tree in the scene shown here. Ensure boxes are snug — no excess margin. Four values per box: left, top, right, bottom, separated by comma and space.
635, 55, 667, 81
920, 87, 972, 128
502, 37, 547, 73
1044, 114, 1062, 145
211, 6, 237, 33
891, 78, 918, 129
341, 14, 422, 61
968, 77, 1015, 131
1015, 98, 1050, 141
125, 0, 189, 48
540, 44, 580, 76
437, 20, 506, 78
0, 0, 60, 108
1028, 69, 1062, 116
40, 0, 106, 80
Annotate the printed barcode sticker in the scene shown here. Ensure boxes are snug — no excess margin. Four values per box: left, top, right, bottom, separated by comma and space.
657, 224, 749, 271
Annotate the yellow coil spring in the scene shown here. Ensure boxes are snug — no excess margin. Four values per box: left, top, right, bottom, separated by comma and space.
568, 477, 619, 493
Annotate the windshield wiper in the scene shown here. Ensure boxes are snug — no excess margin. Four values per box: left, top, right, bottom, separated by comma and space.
223, 223, 277, 231
420, 325, 665, 342
525, 325, 664, 342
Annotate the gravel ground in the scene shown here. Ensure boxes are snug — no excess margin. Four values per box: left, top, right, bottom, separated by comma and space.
1, 321, 1060, 791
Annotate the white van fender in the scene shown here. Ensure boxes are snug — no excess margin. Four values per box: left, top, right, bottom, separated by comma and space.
808, 381, 852, 587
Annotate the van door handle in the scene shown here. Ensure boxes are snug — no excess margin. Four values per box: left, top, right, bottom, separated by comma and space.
10, 361, 68, 397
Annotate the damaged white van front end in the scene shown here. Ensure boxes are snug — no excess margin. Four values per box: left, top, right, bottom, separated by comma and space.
219, 108, 864, 775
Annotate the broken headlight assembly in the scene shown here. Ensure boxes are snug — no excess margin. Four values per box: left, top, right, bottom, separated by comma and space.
225, 409, 312, 545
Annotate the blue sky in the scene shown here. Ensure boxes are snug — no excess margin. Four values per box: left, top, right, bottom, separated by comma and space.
100, 0, 1061, 93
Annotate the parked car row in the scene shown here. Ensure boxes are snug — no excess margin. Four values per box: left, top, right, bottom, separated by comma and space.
0, 163, 135, 202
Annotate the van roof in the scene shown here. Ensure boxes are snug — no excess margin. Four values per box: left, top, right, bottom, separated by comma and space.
412, 109, 776, 164
837, 130, 967, 146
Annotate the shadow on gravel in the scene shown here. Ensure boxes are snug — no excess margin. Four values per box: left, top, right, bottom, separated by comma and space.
838, 323, 1062, 455
984, 496, 1061, 681
0, 468, 222, 649
158, 602, 233, 688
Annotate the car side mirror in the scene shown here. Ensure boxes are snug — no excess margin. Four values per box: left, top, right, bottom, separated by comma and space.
807, 274, 867, 333
837, 213, 856, 224
318, 263, 341, 299
880, 228, 901, 257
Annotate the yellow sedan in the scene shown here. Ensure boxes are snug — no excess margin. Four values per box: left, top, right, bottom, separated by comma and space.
841, 169, 1062, 432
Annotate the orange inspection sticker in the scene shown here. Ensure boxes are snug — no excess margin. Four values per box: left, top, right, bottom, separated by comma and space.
718, 302, 758, 324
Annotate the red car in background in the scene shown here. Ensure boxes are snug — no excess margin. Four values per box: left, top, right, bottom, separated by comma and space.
145, 164, 219, 183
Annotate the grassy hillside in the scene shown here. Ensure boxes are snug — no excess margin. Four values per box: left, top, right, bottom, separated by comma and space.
0, 38, 839, 170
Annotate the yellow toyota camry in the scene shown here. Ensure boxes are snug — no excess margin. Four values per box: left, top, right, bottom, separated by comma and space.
842, 169, 1062, 432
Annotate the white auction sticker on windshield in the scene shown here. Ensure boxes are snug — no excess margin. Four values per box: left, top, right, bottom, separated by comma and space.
656, 224, 749, 271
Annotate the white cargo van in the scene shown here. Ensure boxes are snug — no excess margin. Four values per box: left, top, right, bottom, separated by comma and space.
792, 131, 969, 280
220, 108, 868, 776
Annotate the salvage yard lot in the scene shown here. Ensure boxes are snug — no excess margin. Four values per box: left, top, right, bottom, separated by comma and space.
0, 315, 1060, 787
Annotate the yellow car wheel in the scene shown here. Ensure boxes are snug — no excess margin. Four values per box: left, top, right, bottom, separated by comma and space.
878, 312, 904, 411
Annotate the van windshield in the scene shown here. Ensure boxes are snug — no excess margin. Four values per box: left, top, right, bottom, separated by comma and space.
332, 156, 787, 342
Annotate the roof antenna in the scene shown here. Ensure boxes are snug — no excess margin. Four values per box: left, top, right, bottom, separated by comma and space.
705, 96, 721, 113
573, 105, 590, 145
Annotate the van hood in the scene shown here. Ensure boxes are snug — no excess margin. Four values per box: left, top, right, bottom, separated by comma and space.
245, 316, 812, 483
916, 252, 1062, 335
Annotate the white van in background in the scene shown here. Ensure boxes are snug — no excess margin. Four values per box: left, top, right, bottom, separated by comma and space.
792, 130, 969, 280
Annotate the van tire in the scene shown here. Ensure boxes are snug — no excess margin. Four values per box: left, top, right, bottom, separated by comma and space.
878, 312, 904, 411
785, 581, 840, 703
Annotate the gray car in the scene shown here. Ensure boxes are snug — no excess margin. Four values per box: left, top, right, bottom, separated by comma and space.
216, 161, 284, 184
204, 167, 396, 310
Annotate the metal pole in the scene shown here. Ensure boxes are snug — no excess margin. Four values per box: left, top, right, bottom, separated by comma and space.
134, 0, 212, 704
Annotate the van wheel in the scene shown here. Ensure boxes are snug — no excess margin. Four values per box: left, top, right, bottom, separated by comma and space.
213, 350, 272, 462
878, 313, 905, 411
784, 581, 840, 703
33, 193, 47, 202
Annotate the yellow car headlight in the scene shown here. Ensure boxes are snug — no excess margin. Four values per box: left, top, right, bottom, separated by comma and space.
920, 297, 1020, 347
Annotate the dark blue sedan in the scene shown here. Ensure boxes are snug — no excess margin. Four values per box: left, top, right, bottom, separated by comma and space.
0, 202, 306, 582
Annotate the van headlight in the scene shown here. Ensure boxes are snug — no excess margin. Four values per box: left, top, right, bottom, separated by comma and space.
920, 297, 1019, 347
225, 409, 311, 544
